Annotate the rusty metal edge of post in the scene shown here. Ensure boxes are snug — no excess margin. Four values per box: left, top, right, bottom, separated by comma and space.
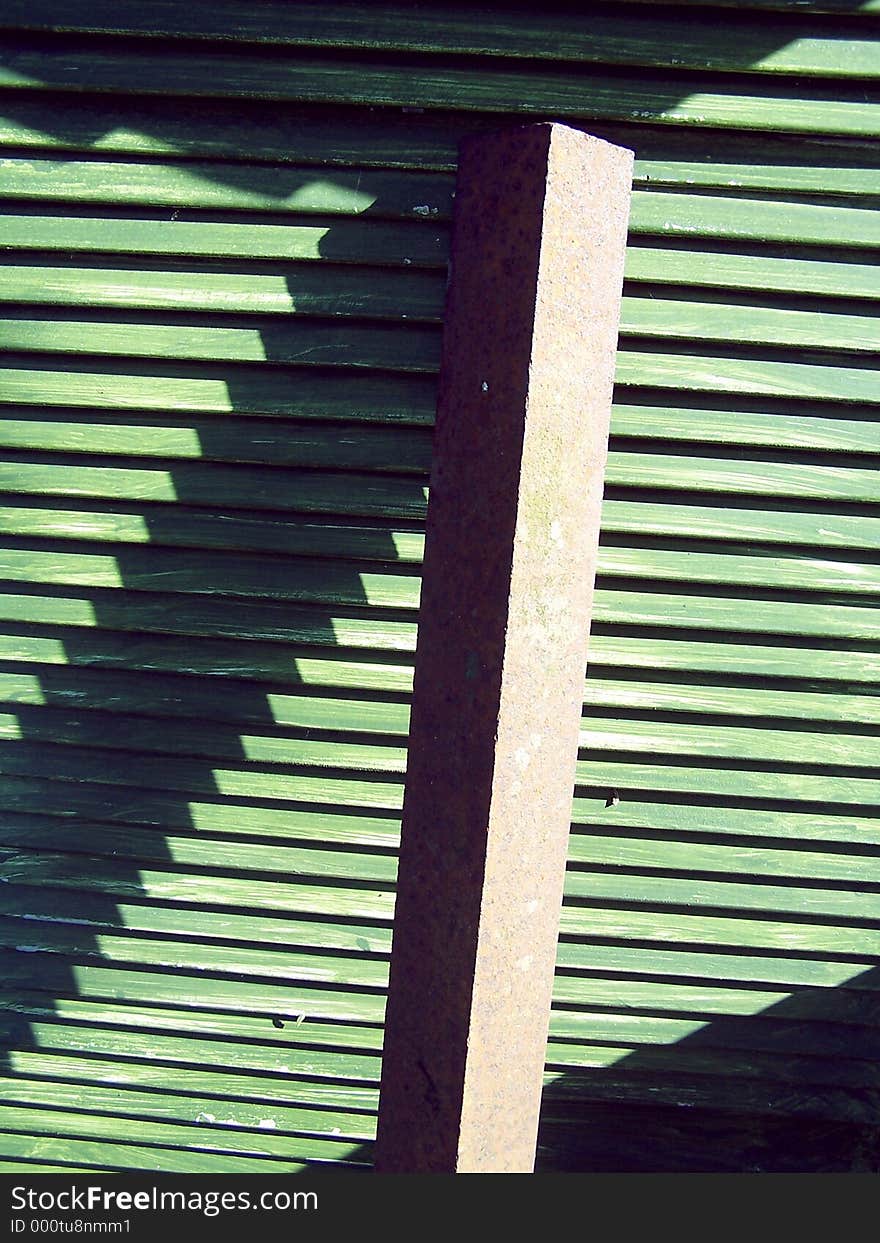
374, 121, 633, 1174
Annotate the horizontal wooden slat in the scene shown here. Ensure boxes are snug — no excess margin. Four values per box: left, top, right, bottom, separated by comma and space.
1, 39, 878, 136
2, 693, 877, 771
0, 1123, 366, 1172
0, 849, 396, 920
3, 163, 879, 249
3, 265, 877, 352
0, 593, 876, 685
4, 1, 877, 79
0, 494, 878, 557
3, 216, 878, 301
0, 570, 874, 641
1, 95, 876, 200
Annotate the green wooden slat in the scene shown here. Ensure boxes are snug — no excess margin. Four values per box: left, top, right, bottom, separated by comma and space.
0, 463, 430, 519
3, 215, 878, 301
0, 1126, 365, 1172
4, 169, 879, 247
6, 873, 879, 959
0, 213, 449, 267
597, 544, 880, 594
606, 452, 880, 500
557, 906, 880, 957
0, 922, 390, 990
0, 849, 396, 919
550, 975, 880, 1028
0, 991, 386, 1050
0, 589, 421, 649
572, 794, 880, 846
0, 156, 455, 219
584, 676, 880, 724
2, 396, 879, 459
3, 265, 878, 351
1, 93, 878, 195
538, 1070, 873, 1125
544, 1000, 878, 1064
0, 876, 392, 958
614, 351, 880, 404
577, 717, 880, 767
590, 631, 880, 681
0, 259, 448, 322
567, 835, 880, 886
0, 502, 428, 560
628, 192, 880, 249
621, 297, 880, 353
0, 603, 877, 687
3, 535, 880, 607
1, 528, 878, 598
0, 1012, 380, 1080
1, 40, 878, 136
575, 754, 880, 803
624, 248, 880, 300
0, 415, 435, 470
593, 586, 880, 639
543, 1045, 879, 1092
0, 544, 423, 604
0, 571, 874, 643
0, 360, 441, 423
4, 1, 877, 79
0, 1073, 377, 1139
2, 695, 877, 772
555, 943, 877, 990
1, 647, 877, 732
610, 405, 880, 453
1, 731, 878, 814
0, 314, 443, 373
3, 451, 878, 518
0, 494, 878, 556
563, 871, 880, 925
0, 949, 387, 1027
0, 629, 416, 691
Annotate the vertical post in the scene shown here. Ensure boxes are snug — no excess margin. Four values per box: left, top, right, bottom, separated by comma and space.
375, 122, 632, 1174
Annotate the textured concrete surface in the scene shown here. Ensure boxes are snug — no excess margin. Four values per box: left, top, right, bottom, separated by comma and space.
375, 122, 633, 1174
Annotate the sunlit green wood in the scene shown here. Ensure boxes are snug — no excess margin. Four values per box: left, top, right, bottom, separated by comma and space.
6, 1, 877, 78
2, 270, 877, 351
0, 361, 441, 423
0, 495, 878, 556
2, 216, 877, 301
1, 94, 877, 196
0, 1125, 366, 1172
0, 850, 396, 920
1, 41, 877, 136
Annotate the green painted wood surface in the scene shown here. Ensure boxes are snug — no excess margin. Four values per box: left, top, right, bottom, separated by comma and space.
1, 39, 878, 136
0, 0, 878, 1177
2, 264, 877, 353
4, 1, 877, 79
1, 97, 876, 200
